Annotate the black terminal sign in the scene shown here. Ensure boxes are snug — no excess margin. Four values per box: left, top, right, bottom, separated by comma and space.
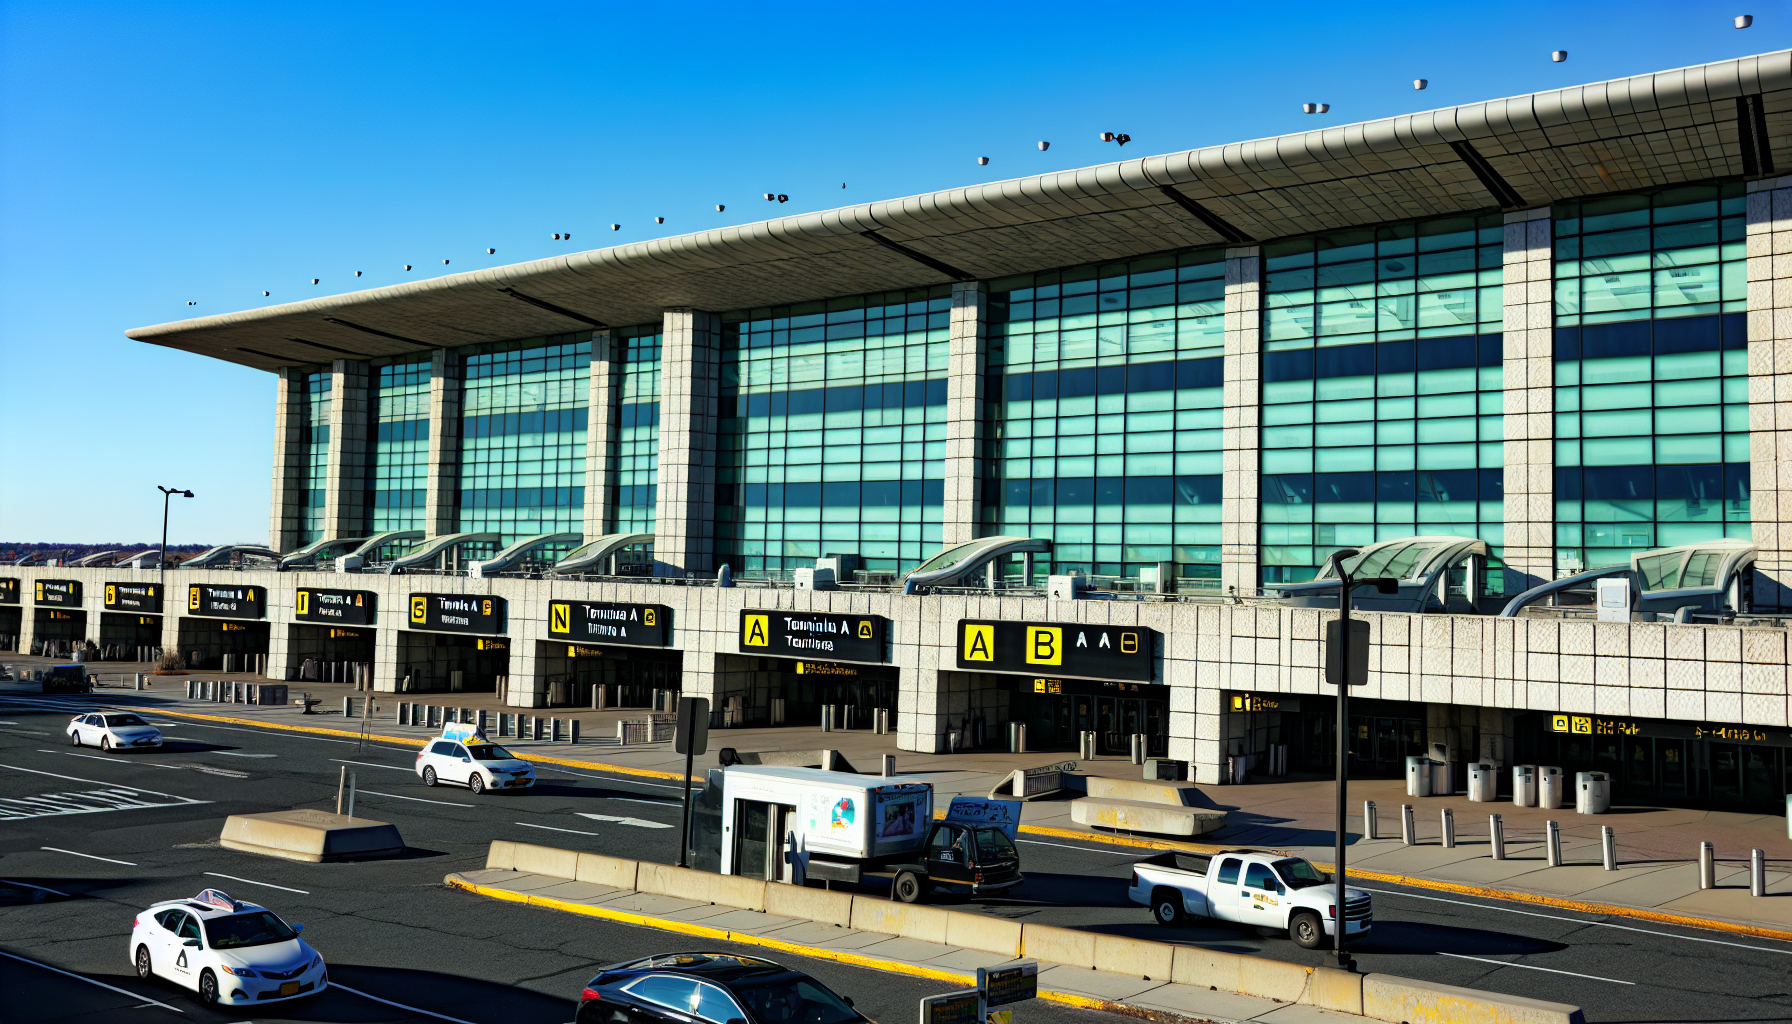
739, 610, 887, 663
296, 587, 377, 626
409, 593, 505, 635
549, 600, 670, 647
188, 584, 266, 619
957, 619, 1154, 682
105, 582, 163, 613
35, 579, 82, 607
0, 578, 18, 604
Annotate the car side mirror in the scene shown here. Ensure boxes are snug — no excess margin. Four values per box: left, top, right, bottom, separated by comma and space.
462, 757, 471, 763
292, 923, 304, 933
184, 939, 200, 947
843, 998, 854, 1008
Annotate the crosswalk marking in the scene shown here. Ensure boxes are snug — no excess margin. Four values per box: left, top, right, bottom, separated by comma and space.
0, 787, 207, 821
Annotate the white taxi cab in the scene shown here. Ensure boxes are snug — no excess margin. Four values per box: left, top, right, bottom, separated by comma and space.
130, 889, 326, 1005
415, 723, 535, 795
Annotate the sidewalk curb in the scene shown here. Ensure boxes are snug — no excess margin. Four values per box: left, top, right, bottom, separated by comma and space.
442, 875, 1173, 1021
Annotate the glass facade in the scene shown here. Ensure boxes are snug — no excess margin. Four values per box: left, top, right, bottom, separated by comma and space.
1552, 184, 1750, 573
715, 286, 951, 574
456, 335, 591, 553
614, 326, 661, 535
985, 250, 1228, 580
365, 360, 430, 535
1258, 213, 1506, 585
299, 372, 331, 545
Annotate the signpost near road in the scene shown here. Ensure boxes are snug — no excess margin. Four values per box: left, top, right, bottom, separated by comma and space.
919, 960, 1037, 1024
674, 696, 710, 868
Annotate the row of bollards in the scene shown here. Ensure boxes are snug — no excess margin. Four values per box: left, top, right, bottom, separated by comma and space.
392, 703, 580, 743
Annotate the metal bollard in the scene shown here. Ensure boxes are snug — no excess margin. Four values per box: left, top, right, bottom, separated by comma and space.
1700, 841, 1716, 889
820, 704, 833, 732
881, 754, 895, 777
342, 696, 352, 718
1364, 800, 1378, 840
335, 766, 347, 815
1401, 804, 1415, 845
1490, 813, 1506, 859
1753, 848, 1767, 897
1602, 826, 1617, 870
568, 719, 580, 744
1131, 733, 1145, 766
1546, 820, 1562, 866
1441, 807, 1456, 848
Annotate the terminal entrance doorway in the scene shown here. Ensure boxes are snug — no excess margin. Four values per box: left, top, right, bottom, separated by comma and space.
1011, 678, 1169, 757
1515, 711, 1792, 812
536, 643, 682, 709
32, 609, 87, 655
711, 656, 897, 730
0, 607, 20, 651
1278, 697, 1426, 777
289, 625, 375, 683
99, 613, 161, 661
397, 631, 508, 694
176, 618, 270, 671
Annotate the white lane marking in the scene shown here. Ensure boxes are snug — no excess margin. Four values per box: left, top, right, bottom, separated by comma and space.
1016, 838, 1144, 855
0, 765, 209, 820
1361, 885, 1792, 956
0, 720, 19, 725
43, 846, 137, 865
191, 766, 249, 778
358, 789, 474, 808
516, 821, 602, 837
56, 750, 181, 767
535, 766, 683, 789
330, 981, 479, 1024
577, 812, 674, 829
2, 878, 73, 896
214, 751, 276, 758
203, 871, 309, 895
1436, 951, 1635, 984
0, 949, 185, 1013
165, 720, 356, 745
1, 761, 154, 793
332, 758, 414, 771
595, 797, 677, 808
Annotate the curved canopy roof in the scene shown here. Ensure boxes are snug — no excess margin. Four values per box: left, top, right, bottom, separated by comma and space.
126, 52, 1791, 372
1308, 536, 1490, 584
549, 533, 654, 574
473, 532, 582, 574
904, 536, 1051, 589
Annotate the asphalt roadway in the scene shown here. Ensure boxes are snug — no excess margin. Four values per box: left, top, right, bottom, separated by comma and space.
2, 692, 1792, 1024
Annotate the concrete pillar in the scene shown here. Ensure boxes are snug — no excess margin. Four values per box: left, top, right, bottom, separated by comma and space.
323, 359, 371, 540
269, 368, 309, 554
1220, 246, 1263, 595
1748, 176, 1792, 611
653, 309, 722, 575
942, 282, 988, 547
1502, 208, 1556, 592
266, 618, 295, 682
899, 666, 950, 754
424, 349, 463, 538
373, 626, 402, 694
507, 640, 546, 708
583, 330, 619, 538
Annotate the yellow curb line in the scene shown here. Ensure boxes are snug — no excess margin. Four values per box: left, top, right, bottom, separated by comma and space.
443, 875, 1148, 1015
154, 707, 1792, 945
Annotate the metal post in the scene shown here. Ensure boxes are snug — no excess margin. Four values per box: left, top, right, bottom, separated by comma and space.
1401, 804, 1415, 845
1752, 848, 1766, 897
1441, 807, 1456, 849
1546, 821, 1562, 866
1131, 732, 1144, 765
336, 765, 346, 815
1490, 814, 1505, 859
1600, 826, 1616, 870
1700, 841, 1716, 889
882, 754, 895, 777
346, 771, 356, 820
1364, 800, 1378, 840
1331, 558, 1356, 972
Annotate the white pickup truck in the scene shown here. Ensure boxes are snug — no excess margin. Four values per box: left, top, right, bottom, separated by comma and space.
1127, 850, 1372, 949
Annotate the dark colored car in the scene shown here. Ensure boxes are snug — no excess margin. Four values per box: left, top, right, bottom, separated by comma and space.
576, 953, 870, 1024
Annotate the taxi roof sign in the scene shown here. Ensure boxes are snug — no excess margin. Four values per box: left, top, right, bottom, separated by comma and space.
441, 722, 487, 743
193, 888, 240, 912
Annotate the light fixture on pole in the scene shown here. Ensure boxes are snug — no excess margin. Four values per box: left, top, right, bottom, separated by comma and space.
157, 486, 195, 587
1320, 547, 1396, 973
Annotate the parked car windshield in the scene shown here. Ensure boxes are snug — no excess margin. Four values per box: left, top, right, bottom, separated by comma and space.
204, 911, 297, 949
1273, 858, 1328, 889
731, 975, 861, 1024
104, 714, 148, 727
466, 744, 516, 761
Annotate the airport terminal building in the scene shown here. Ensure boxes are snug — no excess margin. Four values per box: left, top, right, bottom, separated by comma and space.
8, 51, 1792, 808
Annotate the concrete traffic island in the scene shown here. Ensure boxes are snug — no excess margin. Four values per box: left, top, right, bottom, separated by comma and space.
1070, 777, 1227, 836
220, 809, 405, 863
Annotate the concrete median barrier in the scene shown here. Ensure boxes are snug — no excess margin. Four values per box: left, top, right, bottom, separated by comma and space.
763, 882, 854, 928
575, 852, 639, 890
1093, 933, 1173, 981
639, 862, 767, 912
511, 841, 580, 880
1020, 923, 1096, 969
850, 898, 950, 944
1362, 975, 1585, 1024
943, 909, 1022, 957
1070, 798, 1227, 835
219, 810, 404, 864
1303, 965, 1364, 1015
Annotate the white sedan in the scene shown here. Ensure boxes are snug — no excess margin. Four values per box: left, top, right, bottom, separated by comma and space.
67, 712, 162, 751
415, 735, 535, 794
131, 889, 327, 1006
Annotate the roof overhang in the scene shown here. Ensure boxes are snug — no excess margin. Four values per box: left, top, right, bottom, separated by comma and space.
127, 50, 1792, 373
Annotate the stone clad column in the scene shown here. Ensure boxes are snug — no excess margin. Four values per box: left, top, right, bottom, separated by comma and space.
323, 359, 370, 540
424, 349, 462, 538
584, 331, 619, 538
1221, 246, 1263, 594
653, 309, 722, 575
1502, 208, 1556, 592
1748, 175, 1792, 610
269, 368, 308, 554
942, 282, 988, 547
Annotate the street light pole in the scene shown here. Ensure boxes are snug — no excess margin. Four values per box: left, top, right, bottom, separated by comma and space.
157, 486, 194, 589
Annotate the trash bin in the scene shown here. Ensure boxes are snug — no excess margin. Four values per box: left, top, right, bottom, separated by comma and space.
1539, 765, 1566, 809
1431, 760, 1453, 796
1512, 765, 1538, 807
1406, 755, 1434, 797
1467, 763, 1499, 802
1575, 771, 1611, 814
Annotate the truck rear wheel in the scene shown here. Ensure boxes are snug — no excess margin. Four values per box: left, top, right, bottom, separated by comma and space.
1151, 888, 1185, 927
893, 870, 928, 904
1289, 911, 1324, 949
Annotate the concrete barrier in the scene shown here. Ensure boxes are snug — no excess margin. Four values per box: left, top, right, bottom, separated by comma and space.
575, 852, 639, 891
1303, 966, 1364, 1015
1084, 776, 1206, 805
1020, 923, 1097, 969
486, 840, 520, 870
850, 898, 950, 944
1168, 946, 1310, 1004
1362, 975, 1586, 1024
1070, 799, 1227, 835
1093, 933, 1173, 980
511, 841, 581, 880
219, 810, 404, 864
943, 909, 1023, 957
638, 862, 768, 912
764, 882, 854, 928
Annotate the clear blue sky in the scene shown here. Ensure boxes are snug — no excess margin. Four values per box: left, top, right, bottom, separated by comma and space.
0, 0, 1780, 545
